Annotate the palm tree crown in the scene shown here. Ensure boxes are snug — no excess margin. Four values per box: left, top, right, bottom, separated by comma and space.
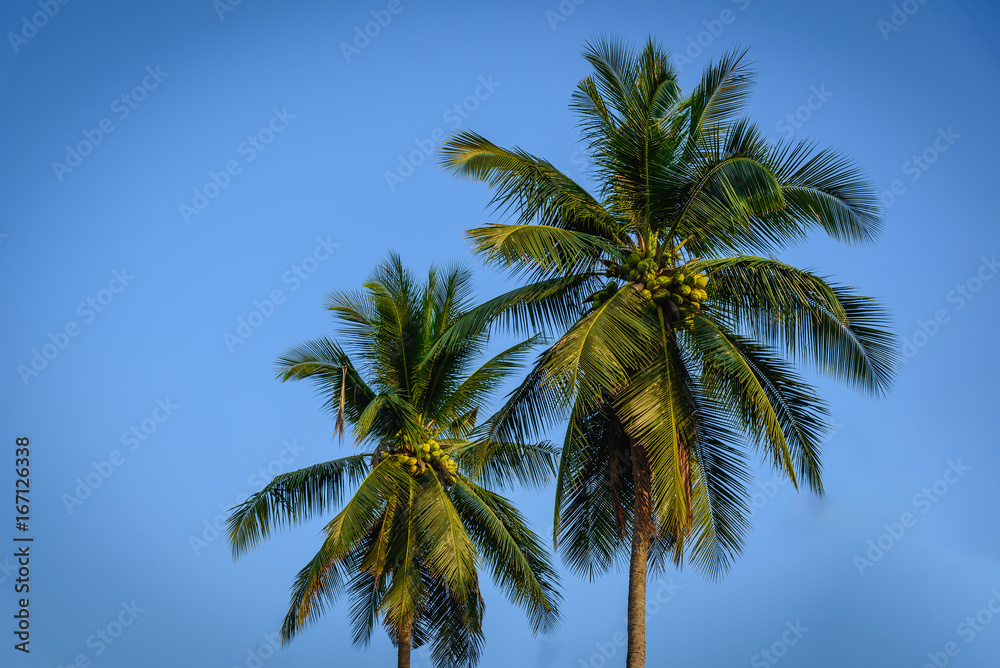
227, 254, 561, 668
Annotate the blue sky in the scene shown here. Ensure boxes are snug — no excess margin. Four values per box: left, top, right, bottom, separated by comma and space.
2, 0, 999, 666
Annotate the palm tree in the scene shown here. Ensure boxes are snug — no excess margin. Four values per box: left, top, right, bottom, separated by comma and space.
227, 254, 561, 668
437, 37, 897, 667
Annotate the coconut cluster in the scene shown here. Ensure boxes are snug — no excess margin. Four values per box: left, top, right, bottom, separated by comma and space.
387, 439, 458, 480
591, 251, 709, 328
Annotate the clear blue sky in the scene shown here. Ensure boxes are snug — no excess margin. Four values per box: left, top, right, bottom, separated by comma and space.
2, 0, 999, 666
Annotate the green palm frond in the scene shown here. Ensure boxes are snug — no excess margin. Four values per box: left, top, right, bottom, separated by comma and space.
765, 140, 881, 245
423, 577, 485, 668
439, 130, 621, 241
281, 528, 368, 644
428, 275, 595, 357
703, 255, 897, 396
433, 335, 543, 431
228, 455, 372, 558
693, 324, 828, 493
451, 480, 562, 635
466, 223, 620, 280
454, 438, 559, 491
679, 392, 752, 580
682, 48, 755, 154
542, 285, 657, 410
414, 476, 479, 600
553, 398, 633, 579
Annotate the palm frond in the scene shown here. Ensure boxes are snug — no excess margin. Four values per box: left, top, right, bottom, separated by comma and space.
228, 455, 372, 558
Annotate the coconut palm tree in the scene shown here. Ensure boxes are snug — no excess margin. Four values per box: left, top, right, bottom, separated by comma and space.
227, 254, 561, 668
436, 37, 897, 667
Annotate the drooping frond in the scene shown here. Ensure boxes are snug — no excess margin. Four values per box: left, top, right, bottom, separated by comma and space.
439, 130, 621, 242
703, 256, 897, 396
451, 480, 562, 635
228, 455, 372, 558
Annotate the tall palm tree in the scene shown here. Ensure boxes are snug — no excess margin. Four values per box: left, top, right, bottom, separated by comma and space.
437, 37, 897, 667
227, 254, 561, 668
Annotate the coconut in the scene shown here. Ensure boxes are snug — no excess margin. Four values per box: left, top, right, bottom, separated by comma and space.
695, 275, 708, 289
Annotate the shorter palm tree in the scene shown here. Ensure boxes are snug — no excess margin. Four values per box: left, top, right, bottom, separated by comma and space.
227, 254, 561, 668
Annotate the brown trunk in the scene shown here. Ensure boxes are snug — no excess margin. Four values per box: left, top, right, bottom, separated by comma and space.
626, 441, 651, 668
397, 617, 412, 668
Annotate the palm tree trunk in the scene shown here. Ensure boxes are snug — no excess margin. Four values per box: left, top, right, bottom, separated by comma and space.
626, 442, 651, 668
398, 617, 412, 668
